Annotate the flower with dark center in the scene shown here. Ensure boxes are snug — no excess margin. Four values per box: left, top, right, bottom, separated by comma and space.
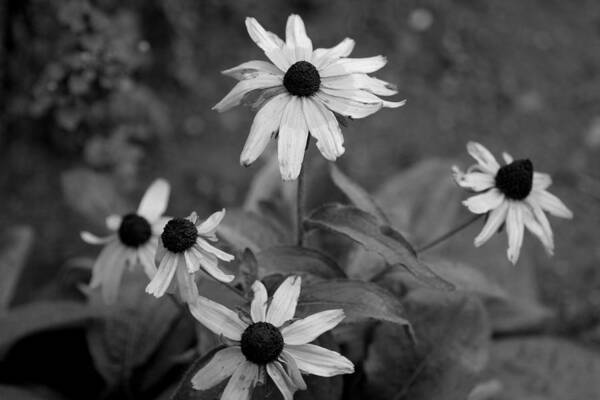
161, 218, 198, 253
118, 213, 152, 247
453, 142, 572, 264
283, 61, 320, 96
241, 322, 284, 364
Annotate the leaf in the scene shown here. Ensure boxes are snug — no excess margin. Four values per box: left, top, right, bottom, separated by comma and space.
217, 209, 288, 253
304, 203, 452, 290
238, 249, 259, 295
296, 280, 410, 327
255, 246, 346, 280
0, 226, 34, 310
488, 337, 600, 400
364, 289, 490, 400
0, 385, 63, 400
330, 165, 389, 224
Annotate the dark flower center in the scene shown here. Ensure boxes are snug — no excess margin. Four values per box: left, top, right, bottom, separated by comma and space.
240, 322, 284, 364
283, 61, 320, 97
118, 213, 152, 248
495, 159, 534, 200
161, 218, 197, 253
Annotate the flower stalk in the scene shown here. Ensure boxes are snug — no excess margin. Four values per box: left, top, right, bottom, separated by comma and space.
416, 213, 484, 253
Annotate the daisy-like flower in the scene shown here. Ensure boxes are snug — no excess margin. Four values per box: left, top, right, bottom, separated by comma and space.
453, 142, 573, 264
214, 14, 405, 180
145, 210, 235, 303
189, 276, 354, 400
81, 179, 170, 303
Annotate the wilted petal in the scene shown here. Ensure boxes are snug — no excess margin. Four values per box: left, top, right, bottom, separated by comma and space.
506, 203, 525, 265
222, 60, 283, 80
196, 238, 234, 262
527, 199, 554, 251
189, 296, 247, 340
321, 73, 398, 96
312, 38, 355, 69
303, 97, 344, 161
267, 361, 298, 400
278, 97, 309, 180
462, 189, 504, 214
138, 243, 157, 279
320, 56, 387, 77
193, 245, 235, 283
531, 190, 573, 219
466, 142, 500, 174
285, 14, 312, 62
452, 167, 495, 191
251, 281, 268, 322
100, 247, 129, 304
266, 276, 302, 327
145, 252, 178, 298
137, 179, 170, 222
522, 205, 553, 255
279, 351, 307, 390
474, 202, 509, 247
245, 17, 292, 71
81, 231, 113, 245
315, 90, 380, 119
191, 347, 245, 390
282, 309, 345, 345
212, 74, 283, 112
176, 261, 199, 303
90, 241, 121, 289
285, 344, 354, 377
220, 361, 258, 400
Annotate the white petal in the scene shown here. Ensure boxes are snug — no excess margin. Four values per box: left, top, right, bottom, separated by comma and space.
192, 245, 235, 283
312, 38, 355, 70
251, 281, 268, 322
99, 246, 129, 304
285, 14, 312, 62
266, 276, 302, 327
106, 214, 121, 231
462, 189, 505, 214
152, 217, 170, 235
196, 238, 235, 262
278, 97, 309, 180
191, 347, 245, 390
452, 168, 496, 192
522, 205, 554, 255
240, 93, 290, 167
284, 344, 354, 377
189, 296, 246, 340
176, 261, 199, 304
196, 209, 226, 236
137, 179, 170, 222
533, 172, 552, 190
466, 142, 500, 174
267, 361, 297, 400
506, 203, 525, 265
527, 199, 554, 252
279, 351, 307, 390
213, 74, 283, 112
474, 201, 509, 247
303, 97, 345, 161
319, 56, 387, 77
502, 152, 514, 164
315, 90, 380, 119
245, 17, 292, 71
89, 240, 121, 289
145, 252, 178, 298
222, 60, 283, 80
282, 309, 345, 345
531, 190, 573, 219
138, 243, 157, 279
81, 231, 113, 245
321, 73, 398, 96
220, 361, 258, 400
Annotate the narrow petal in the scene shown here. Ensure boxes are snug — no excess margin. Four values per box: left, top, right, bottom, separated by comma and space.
282, 309, 345, 345
189, 296, 246, 340
100, 247, 129, 304
533, 172, 552, 190
462, 189, 505, 214
176, 260, 199, 303
222, 60, 283, 80
267, 361, 297, 400
240, 93, 290, 167
466, 142, 500, 174
312, 38, 355, 70
531, 190, 573, 219
303, 97, 345, 161
138, 243, 158, 279
193, 245, 235, 282
90, 240, 121, 289
474, 201, 509, 247
245, 17, 292, 71
285, 14, 312, 62
278, 97, 309, 180
527, 199, 554, 252
192, 347, 245, 390
251, 281, 268, 322
266, 276, 302, 327
506, 203, 525, 264
522, 205, 554, 255
280, 351, 307, 390
321, 73, 398, 96
106, 214, 121, 231
81, 231, 113, 245
284, 344, 354, 377
452, 167, 496, 191
502, 152, 514, 164
145, 252, 178, 298
213, 75, 283, 112
220, 361, 258, 400
319, 56, 387, 77
315, 90, 381, 119
196, 238, 235, 262
196, 209, 226, 236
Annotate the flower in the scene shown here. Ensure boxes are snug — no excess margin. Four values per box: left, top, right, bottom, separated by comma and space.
81, 179, 170, 303
214, 14, 405, 180
453, 142, 573, 264
189, 276, 354, 400
145, 210, 235, 303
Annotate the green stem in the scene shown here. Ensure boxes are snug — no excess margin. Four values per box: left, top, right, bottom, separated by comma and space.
416, 213, 484, 253
296, 164, 305, 247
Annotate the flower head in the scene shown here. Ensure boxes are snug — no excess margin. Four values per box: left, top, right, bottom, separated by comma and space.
189, 276, 354, 399
81, 179, 170, 303
453, 142, 573, 264
214, 14, 405, 180
145, 210, 234, 303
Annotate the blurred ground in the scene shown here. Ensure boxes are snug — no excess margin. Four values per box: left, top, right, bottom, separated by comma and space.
1, 0, 600, 336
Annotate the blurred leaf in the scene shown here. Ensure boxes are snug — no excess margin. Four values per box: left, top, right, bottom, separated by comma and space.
304, 204, 452, 290
238, 249, 259, 295
0, 226, 34, 310
364, 289, 490, 400
256, 246, 346, 280
244, 154, 284, 214
0, 385, 63, 400
217, 209, 288, 252
488, 337, 600, 400
467, 380, 502, 400
330, 165, 389, 224
297, 280, 410, 327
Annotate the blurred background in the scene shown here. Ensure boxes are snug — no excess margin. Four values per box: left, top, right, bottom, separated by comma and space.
1, 0, 600, 398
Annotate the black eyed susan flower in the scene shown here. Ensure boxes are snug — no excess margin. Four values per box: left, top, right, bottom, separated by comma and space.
145, 210, 234, 303
214, 14, 405, 181
81, 179, 170, 303
453, 142, 573, 264
189, 276, 354, 399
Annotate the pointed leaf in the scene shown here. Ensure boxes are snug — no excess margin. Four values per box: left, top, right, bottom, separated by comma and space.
256, 246, 346, 280
217, 209, 288, 252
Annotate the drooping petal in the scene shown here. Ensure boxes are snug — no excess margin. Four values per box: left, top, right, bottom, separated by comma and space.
279, 351, 307, 390
533, 172, 552, 190
145, 252, 178, 298
506, 203, 525, 264
267, 361, 298, 400
452, 167, 495, 191
316, 88, 404, 119
281, 309, 345, 345
222, 60, 283, 80
106, 214, 122, 231
312, 38, 355, 70
303, 97, 345, 161
89, 240, 122, 289
213, 74, 283, 112
240, 93, 290, 167
531, 190, 573, 219
81, 231, 114, 245
193, 245, 235, 282
191, 347, 245, 390
319, 56, 387, 77
189, 296, 246, 341
474, 201, 509, 247
278, 97, 309, 180
245, 17, 292, 71
138, 243, 158, 279
462, 189, 505, 214
266, 276, 302, 327
220, 361, 258, 400
527, 199, 554, 252
175, 260, 199, 303
522, 205, 554, 255
284, 344, 354, 377
251, 281, 268, 322
196, 238, 235, 262
100, 246, 129, 304
196, 209, 226, 237
321, 74, 398, 96
466, 142, 500, 174
285, 14, 312, 62
137, 179, 170, 222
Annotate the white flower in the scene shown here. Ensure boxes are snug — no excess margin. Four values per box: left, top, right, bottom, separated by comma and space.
81, 179, 170, 303
189, 276, 354, 400
214, 14, 405, 181
453, 142, 573, 264
145, 210, 235, 303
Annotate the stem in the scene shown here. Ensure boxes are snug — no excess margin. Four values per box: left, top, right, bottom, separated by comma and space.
416, 213, 484, 253
206, 271, 247, 300
296, 164, 305, 246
